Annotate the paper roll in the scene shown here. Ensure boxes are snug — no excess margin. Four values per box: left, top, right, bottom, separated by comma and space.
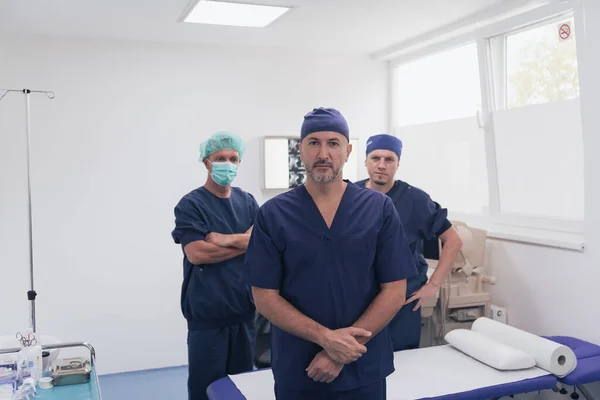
38, 377, 53, 389
471, 317, 577, 377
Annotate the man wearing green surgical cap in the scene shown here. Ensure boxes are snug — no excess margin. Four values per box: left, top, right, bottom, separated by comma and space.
171, 131, 259, 400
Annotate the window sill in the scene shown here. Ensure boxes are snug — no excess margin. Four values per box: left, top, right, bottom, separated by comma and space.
448, 212, 585, 252
486, 225, 584, 252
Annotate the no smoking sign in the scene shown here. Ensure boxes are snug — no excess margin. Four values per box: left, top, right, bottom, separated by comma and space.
558, 23, 571, 41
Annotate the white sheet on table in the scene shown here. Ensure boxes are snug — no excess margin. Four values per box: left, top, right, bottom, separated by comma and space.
229, 345, 550, 400
230, 369, 275, 400
387, 345, 549, 399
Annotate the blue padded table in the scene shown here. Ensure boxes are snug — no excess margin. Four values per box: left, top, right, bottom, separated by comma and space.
546, 336, 600, 391
207, 336, 600, 400
420, 375, 558, 400
0, 342, 102, 400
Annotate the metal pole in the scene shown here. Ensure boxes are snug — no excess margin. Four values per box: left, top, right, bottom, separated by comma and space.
0, 88, 54, 334
24, 89, 37, 333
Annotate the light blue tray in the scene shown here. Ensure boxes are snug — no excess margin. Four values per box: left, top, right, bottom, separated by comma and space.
37, 367, 101, 400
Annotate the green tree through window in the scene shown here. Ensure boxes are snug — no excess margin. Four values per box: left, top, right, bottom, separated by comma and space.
507, 19, 580, 108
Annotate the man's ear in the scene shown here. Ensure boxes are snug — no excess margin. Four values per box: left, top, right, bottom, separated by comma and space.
346, 141, 353, 162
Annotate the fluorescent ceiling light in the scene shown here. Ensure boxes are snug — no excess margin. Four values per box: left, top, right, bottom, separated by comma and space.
184, 1, 290, 28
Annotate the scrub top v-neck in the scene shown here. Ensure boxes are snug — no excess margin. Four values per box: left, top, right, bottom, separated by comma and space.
300, 182, 350, 238
246, 180, 418, 392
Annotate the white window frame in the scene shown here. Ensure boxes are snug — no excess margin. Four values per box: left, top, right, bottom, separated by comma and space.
489, 12, 579, 112
387, 0, 586, 251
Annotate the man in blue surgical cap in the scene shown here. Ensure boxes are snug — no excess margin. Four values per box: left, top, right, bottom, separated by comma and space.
245, 108, 418, 399
171, 131, 259, 400
356, 134, 463, 352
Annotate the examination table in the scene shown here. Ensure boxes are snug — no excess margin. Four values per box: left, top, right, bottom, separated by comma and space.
207, 335, 600, 400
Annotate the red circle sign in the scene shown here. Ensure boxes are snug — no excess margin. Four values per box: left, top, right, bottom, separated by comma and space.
559, 24, 571, 40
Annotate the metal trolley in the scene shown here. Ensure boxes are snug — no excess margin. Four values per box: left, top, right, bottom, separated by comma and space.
0, 342, 102, 399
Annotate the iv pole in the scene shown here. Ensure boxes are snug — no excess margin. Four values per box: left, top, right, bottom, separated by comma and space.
0, 88, 55, 333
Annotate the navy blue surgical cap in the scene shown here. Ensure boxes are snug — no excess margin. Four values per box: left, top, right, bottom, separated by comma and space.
366, 134, 402, 159
301, 107, 349, 141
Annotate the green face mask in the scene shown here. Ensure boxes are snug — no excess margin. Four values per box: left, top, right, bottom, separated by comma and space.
210, 161, 238, 186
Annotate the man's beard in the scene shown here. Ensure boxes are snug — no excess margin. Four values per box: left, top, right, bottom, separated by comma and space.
372, 177, 388, 186
306, 160, 342, 183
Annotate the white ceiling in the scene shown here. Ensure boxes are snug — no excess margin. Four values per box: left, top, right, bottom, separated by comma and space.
0, 0, 503, 56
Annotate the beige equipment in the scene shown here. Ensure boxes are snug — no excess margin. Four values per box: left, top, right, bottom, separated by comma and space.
423, 221, 497, 343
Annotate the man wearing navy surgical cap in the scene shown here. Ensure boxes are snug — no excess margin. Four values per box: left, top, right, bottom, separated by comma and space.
171, 131, 259, 400
356, 134, 463, 352
245, 108, 418, 399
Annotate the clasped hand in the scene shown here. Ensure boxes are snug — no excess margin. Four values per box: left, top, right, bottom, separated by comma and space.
306, 350, 343, 383
321, 327, 371, 364
306, 327, 372, 383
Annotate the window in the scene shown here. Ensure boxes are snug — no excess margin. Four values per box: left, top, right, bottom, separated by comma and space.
392, 43, 482, 127
505, 17, 579, 109
395, 118, 489, 215
388, 5, 585, 244
489, 14, 584, 224
391, 43, 489, 215
491, 98, 584, 221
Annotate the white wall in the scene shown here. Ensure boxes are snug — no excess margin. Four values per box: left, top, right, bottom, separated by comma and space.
486, 241, 587, 336
0, 36, 387, 374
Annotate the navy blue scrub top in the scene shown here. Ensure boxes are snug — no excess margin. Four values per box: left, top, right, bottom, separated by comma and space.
355, 179, 452, 295
245, 181, 418, 391
171, 186, 259, 331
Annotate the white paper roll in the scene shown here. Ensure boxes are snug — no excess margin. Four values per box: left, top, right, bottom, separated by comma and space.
471, 317, 577, 377
38, 377, 53, 389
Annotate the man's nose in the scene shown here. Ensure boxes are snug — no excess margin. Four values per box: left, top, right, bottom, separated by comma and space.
317, 144, 329, 160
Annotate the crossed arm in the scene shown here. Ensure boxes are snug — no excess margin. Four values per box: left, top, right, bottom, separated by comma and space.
184, 226, 253, 265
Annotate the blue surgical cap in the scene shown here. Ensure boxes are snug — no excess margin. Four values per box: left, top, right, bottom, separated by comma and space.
366, 134, 402, 159
301, 108, 349, 141
199, 131, 246, 160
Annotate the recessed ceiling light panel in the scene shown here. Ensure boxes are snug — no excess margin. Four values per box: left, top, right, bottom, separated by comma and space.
183, 0, 291, 28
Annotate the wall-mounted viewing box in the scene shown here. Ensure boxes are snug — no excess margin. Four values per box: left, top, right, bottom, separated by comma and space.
263, 136, 360, 190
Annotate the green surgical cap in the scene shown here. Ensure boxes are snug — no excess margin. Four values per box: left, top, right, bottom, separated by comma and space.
199, 131, 246, 161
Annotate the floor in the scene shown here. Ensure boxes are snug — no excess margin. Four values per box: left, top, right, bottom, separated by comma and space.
98, 365, 188, 400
